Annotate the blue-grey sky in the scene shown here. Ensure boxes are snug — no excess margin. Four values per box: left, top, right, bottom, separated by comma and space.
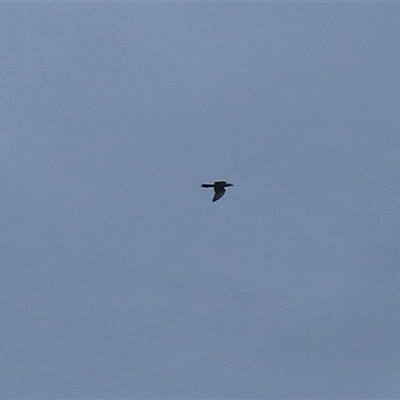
2, 3, 400, 398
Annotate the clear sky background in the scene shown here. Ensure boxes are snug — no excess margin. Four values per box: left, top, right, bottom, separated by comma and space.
1, 3, 400, 398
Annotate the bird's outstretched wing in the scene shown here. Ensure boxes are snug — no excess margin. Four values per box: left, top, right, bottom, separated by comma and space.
201, 184, 214, 188
212, 189, 226, 202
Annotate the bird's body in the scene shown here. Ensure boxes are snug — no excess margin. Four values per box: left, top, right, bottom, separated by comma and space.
201, 180, 234, 202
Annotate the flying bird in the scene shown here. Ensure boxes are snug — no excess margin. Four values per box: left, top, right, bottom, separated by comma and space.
201, 180, 234, 202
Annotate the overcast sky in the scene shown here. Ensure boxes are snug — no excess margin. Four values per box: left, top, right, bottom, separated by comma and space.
2, 3, 400, 398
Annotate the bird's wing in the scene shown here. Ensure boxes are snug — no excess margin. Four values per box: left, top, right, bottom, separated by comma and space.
212, 188, 226, 202
201, 184, 214, 188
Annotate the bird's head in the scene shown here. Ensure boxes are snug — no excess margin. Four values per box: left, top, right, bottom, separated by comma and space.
225, 182, 234, 187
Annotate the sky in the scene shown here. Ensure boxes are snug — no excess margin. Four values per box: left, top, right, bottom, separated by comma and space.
1, 3, 400, 399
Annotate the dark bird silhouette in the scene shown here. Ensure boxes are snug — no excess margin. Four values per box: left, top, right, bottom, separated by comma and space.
201, 180, 234, 202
